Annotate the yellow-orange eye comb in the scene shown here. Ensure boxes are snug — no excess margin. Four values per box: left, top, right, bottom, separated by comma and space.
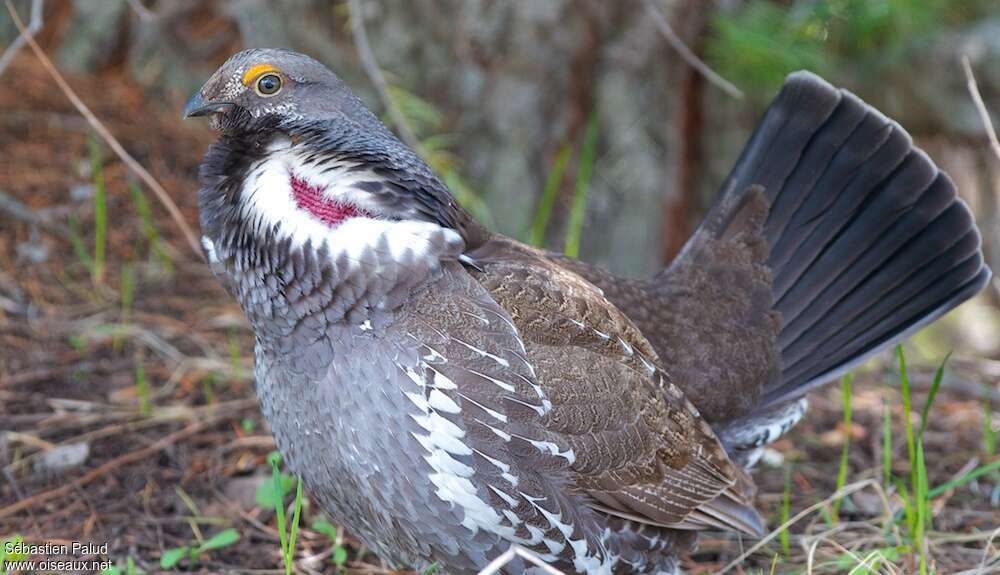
242, 64, 280, 86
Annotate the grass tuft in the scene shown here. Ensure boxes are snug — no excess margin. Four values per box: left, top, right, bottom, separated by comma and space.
270, 452, 304, 575
780, 464, 792, 557
895, 346, 951, 574
881, 398, 893, 489
529, 144, 573, 247
984, 382, 997, 457
114, 262, 135, 352
830, 373, 854, 522
129, 182, 173, 273
135, 356, 150, 416
564, 112, 600, 258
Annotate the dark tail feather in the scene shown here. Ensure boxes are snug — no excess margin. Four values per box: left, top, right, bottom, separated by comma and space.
725, 71, 991, 412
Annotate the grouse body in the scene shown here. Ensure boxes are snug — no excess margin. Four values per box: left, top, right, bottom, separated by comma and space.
185, 49, 991, 574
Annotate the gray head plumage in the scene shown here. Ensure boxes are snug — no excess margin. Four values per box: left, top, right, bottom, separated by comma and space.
184, 48, 387, 136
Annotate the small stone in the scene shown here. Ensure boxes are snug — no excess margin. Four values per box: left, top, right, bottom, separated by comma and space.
34, 442, 90, 474
70, 183, 96, 201
759, 447, 785, 467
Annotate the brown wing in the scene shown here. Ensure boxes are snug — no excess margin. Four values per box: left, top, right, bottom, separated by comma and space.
541, 187, 779, 424
467, 240, 764, 536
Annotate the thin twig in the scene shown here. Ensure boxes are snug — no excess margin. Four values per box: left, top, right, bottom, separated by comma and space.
0, 418, 212, 520
963, 55, 1000, 164
346, 0, 421, 150
960, 54, 1000, 298
0, 188, 71, 239
642, 0, 744, 100
4, 0, 204, 259
0, 0, 41, 78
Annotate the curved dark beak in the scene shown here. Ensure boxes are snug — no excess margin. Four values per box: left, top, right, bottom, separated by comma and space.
183, 92, 233, 119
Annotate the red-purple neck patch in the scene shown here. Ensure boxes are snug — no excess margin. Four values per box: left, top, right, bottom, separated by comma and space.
290, 175, 370, 226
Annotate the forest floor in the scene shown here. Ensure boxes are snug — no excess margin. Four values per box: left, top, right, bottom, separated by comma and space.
1, 54, 998, 575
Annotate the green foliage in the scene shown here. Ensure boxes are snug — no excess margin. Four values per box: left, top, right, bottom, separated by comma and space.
255, 452, 296, 509
831, 373, 853, 521
135, 356, 151, 416
114, 262, 135, 352
918, 352, 949, 438
101, 557, 143, 575
882, 399, 893, 489
241, 417, 257, 433
927, 459, 1000, 498
269, 451, 304, 575
0, 534, 26, 570
564, 112, 600, 258
129, 182, 172, 273
984, 384, 997, 457
68, 214, 94, 272
159, 528, 241, 570
202, 372, 217, 405
780, 464, 792, 557
892, 347, 950, 574
529, 144, 573, 247
159, 547, 187, 570
707, 0, 994, 99
914, 437, 929, 575
68, 333, 88, 352
311, 517, 338, 540
197, 528, 241, 553
707, 2, 828, 97
386, 84, 493, 227
333, 545, 348, 568
119, 262, 135, 323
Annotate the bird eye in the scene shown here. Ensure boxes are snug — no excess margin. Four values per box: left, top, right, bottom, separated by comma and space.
255, 74, 282, 96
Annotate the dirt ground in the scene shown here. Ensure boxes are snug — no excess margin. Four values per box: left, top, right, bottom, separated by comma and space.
1, 53, 998, 574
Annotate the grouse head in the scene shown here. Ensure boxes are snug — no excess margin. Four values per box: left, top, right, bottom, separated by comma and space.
184, 49, 374, 131
185, 49, 479, 327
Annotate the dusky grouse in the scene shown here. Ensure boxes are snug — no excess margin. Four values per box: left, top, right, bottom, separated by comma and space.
184, 48, 991, 574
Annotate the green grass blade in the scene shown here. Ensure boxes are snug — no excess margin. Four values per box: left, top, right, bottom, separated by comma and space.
918, 352, 951, 439
159, 547, 188, 570
894, 476, 914, 539
135, 357, 150, 416
780, 464, 792, 556
897, 347, 917, 492
983, 383, 996, 457
915, 437, 929, 575
129, 182, 172, 273
270, 455, 288, 568
120, 263, 135, 321
882, 399, 893, 488
564, 112, 599, 258
286, 478, 304, 574
196, 528, 240, 553
897, 345, 924, 553
128, 182, 173, 273
114, 262, 135, 352
68, 215, 94, 271
927, 459, 1000, 498
529, 144, 572, 247
832, 373, 854, 521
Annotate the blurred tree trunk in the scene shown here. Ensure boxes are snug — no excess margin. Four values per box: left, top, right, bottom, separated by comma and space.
659, 0, 711, 267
